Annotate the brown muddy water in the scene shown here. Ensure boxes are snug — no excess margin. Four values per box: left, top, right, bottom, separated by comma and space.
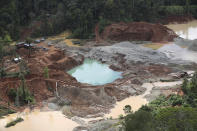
105, 81, 182, 118
2, 20, 196, 129
0, 110, 78, 131
0, 81, 183, 130
167, 20, 197, 40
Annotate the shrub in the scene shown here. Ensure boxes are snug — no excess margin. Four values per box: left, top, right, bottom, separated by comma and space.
155, 107, 197, 131
5, 117, 24, 128
168, 94, 184, 106
123, 105, 132, 114
0, 105, 16, 118
43, 66, 49, 78
0, 68, 6, 78
190, 5, 197, 18
8, 80, 35, 106
119, 114, 124, 120
163, 6, 185, 15
124, 110, 155, 131
8, 88, 17, 100
139, 105, 152, 112
98, 18, 112, 34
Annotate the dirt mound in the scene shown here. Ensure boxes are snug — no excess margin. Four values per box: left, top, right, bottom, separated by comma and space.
0, 42, 81, 110
97, 22, 177, 42
0, 70, 79, 108
143, 64, 172, 76
0, 77, 53, 105
17, 48, 31, 57
49, 57, 79, 71
58, 87, 115, 106
47, 50, 65, 61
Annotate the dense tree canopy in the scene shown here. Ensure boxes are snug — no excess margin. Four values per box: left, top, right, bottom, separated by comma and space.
1, 0, 197, 40
123, 72, 197, 131
124, 107, 197, 131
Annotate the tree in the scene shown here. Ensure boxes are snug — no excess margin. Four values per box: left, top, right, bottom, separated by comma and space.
124, 110, 155, 131
186, 0, 191, 14
0, 41, 4, 64
124, 105, 132, 114
44, 66, 49, 78
25, 37, 33, 57
155, 107, 197, 131
182, 78, 189, 94
0, 68, 6, 78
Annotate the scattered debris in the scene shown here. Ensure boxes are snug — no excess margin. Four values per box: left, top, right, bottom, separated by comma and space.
72, 41, 81, 45
35, 39, 41, 43
13, 57, 22, 63
48, 42, 53, 47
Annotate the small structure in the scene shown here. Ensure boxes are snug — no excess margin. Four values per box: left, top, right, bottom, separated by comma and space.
13, 57, 22, 63
41, 37, 45, 41
35, 39, 41, 43
16, 42, 35, 49
24, 43, 35, 49
72, 41, 80, 45
16, 42, 25, 49
39, 46, 49, 51
47, 42, 53, 47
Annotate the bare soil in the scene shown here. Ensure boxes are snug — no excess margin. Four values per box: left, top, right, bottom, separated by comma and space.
96, 22, 177, 43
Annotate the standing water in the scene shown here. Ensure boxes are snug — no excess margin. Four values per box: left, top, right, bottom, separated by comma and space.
105, 81, 183, 118
68, 59, 122, 85
0, 110, 78, 131
167, 20, 197, 40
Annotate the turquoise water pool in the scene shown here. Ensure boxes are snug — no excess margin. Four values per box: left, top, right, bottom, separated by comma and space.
68, 59, 122, 85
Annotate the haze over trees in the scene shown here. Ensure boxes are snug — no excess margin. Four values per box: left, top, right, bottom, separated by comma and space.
1, 0, 197, 40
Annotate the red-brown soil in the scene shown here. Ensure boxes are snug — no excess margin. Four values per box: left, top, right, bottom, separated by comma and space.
0, 42, 81, 111
20, 21, 42, 40
96, 22, 178, 43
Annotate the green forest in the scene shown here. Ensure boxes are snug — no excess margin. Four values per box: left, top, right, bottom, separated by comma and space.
122, 72, 197, 131
123, 73, 197, 131
1, 0, 197, 41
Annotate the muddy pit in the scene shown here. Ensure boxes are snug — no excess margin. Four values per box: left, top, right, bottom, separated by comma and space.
1, 22, 197, 131
167, 20, 197, 40
0, 110, 79, 131
52, 40, 197, 119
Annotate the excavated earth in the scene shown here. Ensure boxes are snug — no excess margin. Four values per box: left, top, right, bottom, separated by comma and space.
1, 38, 197, 118
96, 22, 178, 42
0, 43, 81, 111
54, 40, 197, 117
1, 22, 197, 119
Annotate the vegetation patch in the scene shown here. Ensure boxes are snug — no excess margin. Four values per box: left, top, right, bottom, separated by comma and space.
122, 72, 197, 131
5, 117, 24, 128
0, 105, 16, 118
1, 0, 197, 40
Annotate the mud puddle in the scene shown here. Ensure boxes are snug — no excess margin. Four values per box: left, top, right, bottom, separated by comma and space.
105, 81, 182, 118
167, 20, 197, 40
0, 110, 78, 131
